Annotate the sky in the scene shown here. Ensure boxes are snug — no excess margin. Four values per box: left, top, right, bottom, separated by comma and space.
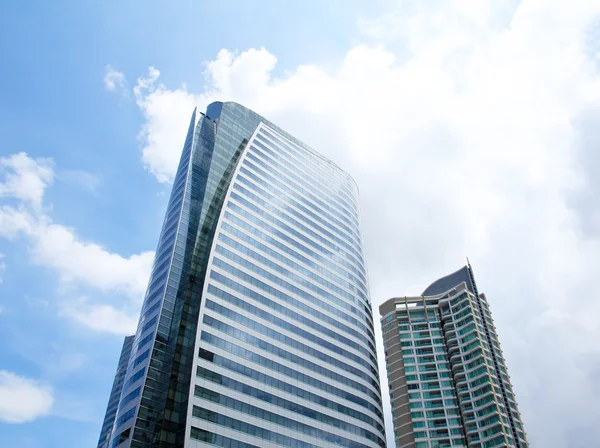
1, 0, 600, 447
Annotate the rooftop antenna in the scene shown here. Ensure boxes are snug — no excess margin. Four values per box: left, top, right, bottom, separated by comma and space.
465, 257, 479, 296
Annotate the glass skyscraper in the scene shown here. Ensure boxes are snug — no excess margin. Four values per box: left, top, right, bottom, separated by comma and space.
380, 265, 527, 448
103, 102, 385, 448
98, 335, 135, 448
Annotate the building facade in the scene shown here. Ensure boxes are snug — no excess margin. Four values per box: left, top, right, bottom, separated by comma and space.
380, 265, 527, 448
98, 335, 135, 448
104, 102, 386, 448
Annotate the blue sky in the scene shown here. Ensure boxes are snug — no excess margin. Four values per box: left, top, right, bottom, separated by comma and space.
0, 2, 388, 446
1, 1, 600, 447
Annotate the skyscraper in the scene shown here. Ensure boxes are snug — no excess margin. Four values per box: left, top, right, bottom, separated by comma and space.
104, 102, 386, 448
380, 265, 527, 448
98, 335, 135, 448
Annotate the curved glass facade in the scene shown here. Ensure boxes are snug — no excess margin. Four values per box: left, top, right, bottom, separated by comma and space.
97, 335, 134, 448
106, 102, 385, 448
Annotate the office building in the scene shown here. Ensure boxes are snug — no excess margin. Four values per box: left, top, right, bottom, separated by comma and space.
98, 335, 135, 448
103, 102, 385, 448
380, 265, 527, 448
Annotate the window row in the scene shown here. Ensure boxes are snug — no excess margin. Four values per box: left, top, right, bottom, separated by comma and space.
216, 237, 369, 322
197, 360, 384, 431
193, 405, 320, 448
202, 315, 380, 393
205, 297, 379, 380
232, 178, 364, 268
194, 371, 384, 444
251, 134, 357, 220
193, 388, 381, 448
224, 207, 367, 290
256, 127, 355, 194
228, 189, 364, 278
199, 332, 382, 405
211, 258, 375, 346
255, 129, 358, 213
247, 143, 360, 232
235, 173, 362, 259
208, 284, 377, 367
190, 426, 258, 448
209, 272, 375, 356
221, 219, 367, 302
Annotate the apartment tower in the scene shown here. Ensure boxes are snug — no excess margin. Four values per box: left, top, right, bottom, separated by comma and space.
380, 265, 527, 448
101, 102, 385, 448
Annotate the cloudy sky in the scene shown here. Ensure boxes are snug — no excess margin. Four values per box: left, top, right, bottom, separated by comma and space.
1, 1, 600, 447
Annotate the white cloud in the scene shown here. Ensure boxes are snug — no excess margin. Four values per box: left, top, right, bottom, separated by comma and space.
134, 66, 199, 182
128, 1, 600, 445
0, 152, 53, 209
104, 65, 126, 93
61, 300, 139, 336
31, 224, 153, 299
0, 370, 53, 423
0, 153, 153, 334
0, 205, 37, 239
0, 205, 153, 300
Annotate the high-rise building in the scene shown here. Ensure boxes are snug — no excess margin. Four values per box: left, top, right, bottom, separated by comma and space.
380, 265, 527, 448
104, 102, 386, 448
98, 335, 135, 448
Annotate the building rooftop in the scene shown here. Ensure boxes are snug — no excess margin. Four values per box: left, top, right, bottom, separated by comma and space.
421, 265, 475, 296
